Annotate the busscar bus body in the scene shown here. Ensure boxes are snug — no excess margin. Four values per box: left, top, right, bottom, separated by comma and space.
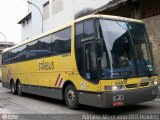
2, 15, 158, 109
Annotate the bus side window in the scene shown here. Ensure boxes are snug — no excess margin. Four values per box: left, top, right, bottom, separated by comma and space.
14, 45, 27, 62
26, 41, 37, 60
2, 52, 7, 65
38, 35, 52, 57
75, 23, 84, 76
84, 20, 95, 38
84, 42, 98, 80
51, 27, 71, 55
75, 19, 98, 82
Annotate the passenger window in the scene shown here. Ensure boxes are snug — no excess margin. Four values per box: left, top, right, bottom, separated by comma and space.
75, 23, 84, 75
84, 42, 97, 80
75, 19, 96, 77
26, 41, 37, 60
26, 41, 36, 51
75, 23, 83, 49
10, 48, 18, 63
16, 45, 27, 62
28, 51, 37, 59
38, 35, 52, 57
39, 35, 51, 51
3, 52, 10, 65
84, 20, 95, 38
3, 28, 71, 63
10, 49, 17, 59
51, 27, 71, 54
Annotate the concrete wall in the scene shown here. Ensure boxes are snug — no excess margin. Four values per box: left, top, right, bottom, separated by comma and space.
143, 15, 160, 74
43, 0, 74, 32
21, 0, 43, 40
21, 0, 109, 40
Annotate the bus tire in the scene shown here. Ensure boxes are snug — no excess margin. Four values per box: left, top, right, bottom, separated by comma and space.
17, 81, 23, 96
64, 84, 79, 109
10, 81, 16, 95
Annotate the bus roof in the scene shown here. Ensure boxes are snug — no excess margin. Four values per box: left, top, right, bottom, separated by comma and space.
3, 14, 143, 53
75, 14, 143, 23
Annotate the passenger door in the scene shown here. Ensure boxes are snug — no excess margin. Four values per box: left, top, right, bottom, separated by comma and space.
82, 41, 98, 82
75, 19, 101, 90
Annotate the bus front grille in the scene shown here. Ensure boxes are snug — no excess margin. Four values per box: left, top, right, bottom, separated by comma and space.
125, 82, 150, 89
125, 84, 137, 88
140, 82, 149, 87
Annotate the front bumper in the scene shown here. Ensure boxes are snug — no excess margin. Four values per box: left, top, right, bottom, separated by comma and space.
101, 86, 158, 108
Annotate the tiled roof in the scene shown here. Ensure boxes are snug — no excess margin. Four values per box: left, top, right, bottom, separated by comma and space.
93, 0, 128, 14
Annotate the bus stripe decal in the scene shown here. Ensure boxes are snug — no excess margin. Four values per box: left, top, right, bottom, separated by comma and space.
60, 81, 64, 87
57, 76, 61, 86
55, 74, 60, 86
58, 78, 63, 87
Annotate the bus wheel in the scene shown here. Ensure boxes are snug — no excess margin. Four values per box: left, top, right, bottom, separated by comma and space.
64, 84, 79, 109
10, 81, 16, 95
17, 81, 23, 96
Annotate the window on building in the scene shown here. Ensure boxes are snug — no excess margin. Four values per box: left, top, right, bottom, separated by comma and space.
43, 1, 49, 20
52, 0, 64, 15
26, 18, 31, 24
22, 22, 25, 27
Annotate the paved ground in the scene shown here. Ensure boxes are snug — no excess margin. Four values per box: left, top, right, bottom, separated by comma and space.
0, 83, 160, 120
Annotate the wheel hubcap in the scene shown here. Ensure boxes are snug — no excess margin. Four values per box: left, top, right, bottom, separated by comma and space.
67, 90, 76, 105
18, 83, 21, 93
11, 84, 14, 93
18, 84, 21, 90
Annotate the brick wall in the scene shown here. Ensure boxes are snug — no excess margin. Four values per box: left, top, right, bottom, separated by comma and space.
143, 15, 160, 74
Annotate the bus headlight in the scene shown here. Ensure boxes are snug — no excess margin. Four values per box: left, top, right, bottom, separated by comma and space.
150, 81, 158, 86
112, 86, 118, 91
104, 85, 126, 91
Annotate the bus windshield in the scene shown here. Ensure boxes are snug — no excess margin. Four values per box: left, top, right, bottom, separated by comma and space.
99, 19, 155, 79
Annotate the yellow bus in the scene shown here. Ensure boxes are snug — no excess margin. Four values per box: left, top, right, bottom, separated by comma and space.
2, 15, 158, 109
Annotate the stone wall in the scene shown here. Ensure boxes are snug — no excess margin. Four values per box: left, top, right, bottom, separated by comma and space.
143, 15, 160, 74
